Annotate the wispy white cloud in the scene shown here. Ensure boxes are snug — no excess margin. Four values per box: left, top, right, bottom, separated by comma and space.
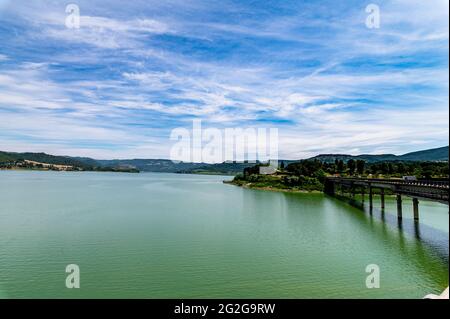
0, 0, 448, 159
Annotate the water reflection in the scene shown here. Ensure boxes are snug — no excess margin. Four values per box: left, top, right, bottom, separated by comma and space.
328, 193, 448, 263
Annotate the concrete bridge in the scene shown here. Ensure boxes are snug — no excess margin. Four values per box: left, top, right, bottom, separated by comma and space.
324, 177, 449, 221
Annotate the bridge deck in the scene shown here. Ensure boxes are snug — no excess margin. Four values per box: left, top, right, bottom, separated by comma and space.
325, 177, 449, 204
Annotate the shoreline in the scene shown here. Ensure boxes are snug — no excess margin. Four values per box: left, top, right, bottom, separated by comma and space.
0, 167, 139, 173
223, 180, 323, 194
0, 168, 237, 176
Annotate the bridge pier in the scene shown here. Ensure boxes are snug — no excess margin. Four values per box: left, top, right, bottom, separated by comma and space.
324, 179, 335, 195
324, 177, 449, 224
413, 198, 419, 221
396, 195, 403, 220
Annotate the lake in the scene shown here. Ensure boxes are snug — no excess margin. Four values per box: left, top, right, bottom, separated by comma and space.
0, 171, 448, 298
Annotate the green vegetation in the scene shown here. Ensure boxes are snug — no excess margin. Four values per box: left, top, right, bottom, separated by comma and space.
232, 173, 323, 192
0, 152, 16, 163
0, 151, 139, 173
310, 146, 448, 163
2, 146, 448, 177
123, 146, 448, 174
96, 159, 261, 174
286, 159, 449, 179
230, 159, 449, 193
175, 161, 263, 175
1, 151, 258, 175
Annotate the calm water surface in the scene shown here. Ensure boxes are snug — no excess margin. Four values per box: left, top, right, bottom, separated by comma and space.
0, 171, 448, 298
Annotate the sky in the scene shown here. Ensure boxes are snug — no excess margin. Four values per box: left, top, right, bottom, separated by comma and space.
0, 0, 448, 160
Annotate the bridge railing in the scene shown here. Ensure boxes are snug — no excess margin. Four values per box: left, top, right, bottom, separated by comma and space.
326, 177, 449, 189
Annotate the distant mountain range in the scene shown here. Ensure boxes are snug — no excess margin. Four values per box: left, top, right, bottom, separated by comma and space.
95, 159, 260, 175
309, 146, 449, 163
1, 146, 448, 174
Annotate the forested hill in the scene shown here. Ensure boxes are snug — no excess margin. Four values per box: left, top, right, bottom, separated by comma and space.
0, 151, 138, 172
0, 151, 260, 174
97, 159, 260, 175
0, 151, 91, 168
309, 146, 448, 163
1, 145, 448, 174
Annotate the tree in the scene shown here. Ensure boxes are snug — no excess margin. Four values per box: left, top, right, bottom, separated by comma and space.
347, 159, 356, 175
356, 160, 365, 175
314, 169, 327, 183
397, 162, 405, 174
387, 163, 394, 175
380, 162, 389, 174
413, 167, 423, 178
336, 160, 345, 174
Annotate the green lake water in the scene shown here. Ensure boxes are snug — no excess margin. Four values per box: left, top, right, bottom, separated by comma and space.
0, 171, 448, 298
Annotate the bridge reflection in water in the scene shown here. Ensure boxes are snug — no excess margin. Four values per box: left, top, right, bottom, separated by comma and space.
324, 177, 449, 221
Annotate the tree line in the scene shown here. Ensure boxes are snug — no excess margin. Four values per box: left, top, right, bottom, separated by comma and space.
282, 159, 448, 179
233, 159, 449, 192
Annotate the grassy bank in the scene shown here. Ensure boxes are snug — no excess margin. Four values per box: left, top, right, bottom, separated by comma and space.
226, 173, 324, 193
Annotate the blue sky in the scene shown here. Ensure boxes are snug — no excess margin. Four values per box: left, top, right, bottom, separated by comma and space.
0, 0, 448, 160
